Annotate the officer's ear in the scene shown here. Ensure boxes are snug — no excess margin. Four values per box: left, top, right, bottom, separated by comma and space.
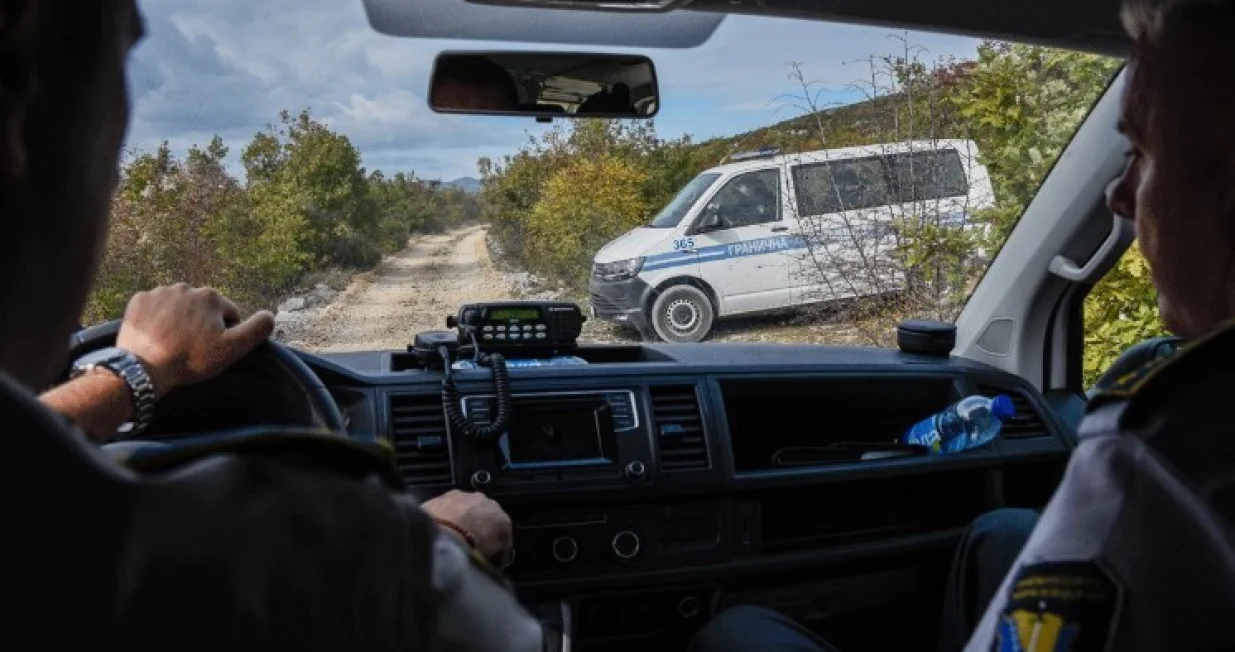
0, 0, 39, 178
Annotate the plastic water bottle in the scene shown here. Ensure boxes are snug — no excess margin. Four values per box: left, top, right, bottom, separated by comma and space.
901, 394, 1015, 454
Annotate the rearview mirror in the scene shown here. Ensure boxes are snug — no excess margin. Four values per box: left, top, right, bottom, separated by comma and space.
429, 52, 659, 119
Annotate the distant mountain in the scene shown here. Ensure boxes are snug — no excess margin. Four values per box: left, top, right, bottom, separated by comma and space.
443, 177, 482, 194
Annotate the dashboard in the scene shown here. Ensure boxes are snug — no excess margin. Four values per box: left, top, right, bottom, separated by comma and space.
304, 341, 1073, 650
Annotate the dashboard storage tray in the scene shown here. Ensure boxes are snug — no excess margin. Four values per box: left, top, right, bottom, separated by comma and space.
721, 376, 961, 472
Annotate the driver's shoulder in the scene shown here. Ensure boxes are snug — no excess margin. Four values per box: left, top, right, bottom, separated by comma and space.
119, 434, 543, 649
118, 429, 437, 551
118, 427, 403, 487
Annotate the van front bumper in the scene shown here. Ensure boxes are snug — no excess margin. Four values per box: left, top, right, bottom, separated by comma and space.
588, 275, 653, 331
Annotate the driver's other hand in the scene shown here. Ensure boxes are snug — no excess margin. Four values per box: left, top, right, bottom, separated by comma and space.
117, 284, 275, 396
421, 490, 513, 561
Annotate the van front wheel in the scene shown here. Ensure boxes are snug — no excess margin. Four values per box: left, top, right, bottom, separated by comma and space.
650, 285, 714, 343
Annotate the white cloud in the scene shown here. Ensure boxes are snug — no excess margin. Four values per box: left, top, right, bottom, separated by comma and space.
126, 0, 983, 180
335, 91, 428, 128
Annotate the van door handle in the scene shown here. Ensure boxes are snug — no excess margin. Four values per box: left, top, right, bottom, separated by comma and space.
770, 225, 789, 232
680, 248, 697, 254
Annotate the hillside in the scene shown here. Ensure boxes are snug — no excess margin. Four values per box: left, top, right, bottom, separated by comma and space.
688, 86, 968, 166
443, 176, 482, 194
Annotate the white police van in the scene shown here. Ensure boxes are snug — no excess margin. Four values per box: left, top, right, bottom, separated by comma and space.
589, 139, 995, 342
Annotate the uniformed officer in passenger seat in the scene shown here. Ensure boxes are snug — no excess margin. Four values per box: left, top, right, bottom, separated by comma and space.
693, 0, 1235, 650
963, 0, 1235, 649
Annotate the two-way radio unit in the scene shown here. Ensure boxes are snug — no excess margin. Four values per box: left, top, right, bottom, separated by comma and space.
446, 301, 586, 352
412, 301, 587, 440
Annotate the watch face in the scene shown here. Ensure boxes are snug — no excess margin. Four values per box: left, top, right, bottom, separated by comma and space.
75, 346, 128, 369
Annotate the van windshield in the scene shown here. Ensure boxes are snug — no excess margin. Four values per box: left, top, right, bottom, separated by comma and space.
647, 173, 721, 228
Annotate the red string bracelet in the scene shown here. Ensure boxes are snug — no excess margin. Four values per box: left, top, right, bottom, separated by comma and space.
433, 517, 477, 549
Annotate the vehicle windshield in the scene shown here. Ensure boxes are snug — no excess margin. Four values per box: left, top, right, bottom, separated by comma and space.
91, 3, 1121, 352
648, 173, 720, 228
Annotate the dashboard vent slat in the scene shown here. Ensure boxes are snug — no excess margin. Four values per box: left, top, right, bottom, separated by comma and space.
389, 394, 453, 486
650, 385, 709, 471
975, 384, 1047, 439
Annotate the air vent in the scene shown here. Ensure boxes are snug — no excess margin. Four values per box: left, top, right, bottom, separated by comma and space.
389, 394, 453, 486
975, 384, 1047, 439
649, 385, 709, 470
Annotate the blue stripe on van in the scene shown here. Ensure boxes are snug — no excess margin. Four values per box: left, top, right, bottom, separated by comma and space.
641, 235, 810, 273
638, 211, 970, 274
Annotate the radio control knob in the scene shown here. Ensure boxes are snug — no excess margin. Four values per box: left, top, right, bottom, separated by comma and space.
612, 530, 641, 560
625, 460, 647, 480
551, 536, 579, 563
461, 309, 480, 325
677, 595, 702, 619
470, 470, 492, 489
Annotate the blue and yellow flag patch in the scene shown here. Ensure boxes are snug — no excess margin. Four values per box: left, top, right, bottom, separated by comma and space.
993, 561, 1120, 652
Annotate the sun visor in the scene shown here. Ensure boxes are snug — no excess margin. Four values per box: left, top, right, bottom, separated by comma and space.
362, 0, 724, 48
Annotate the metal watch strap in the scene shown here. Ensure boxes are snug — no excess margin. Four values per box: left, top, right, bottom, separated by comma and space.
72, 348, 157, 437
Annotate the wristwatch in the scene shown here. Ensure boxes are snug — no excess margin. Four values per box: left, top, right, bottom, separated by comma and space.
70, 346, 157, 437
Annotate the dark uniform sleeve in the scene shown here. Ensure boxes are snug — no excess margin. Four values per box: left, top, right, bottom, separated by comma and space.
111, 432, 544, 651
2, 366, 543, 651
964, 322, 1235, 652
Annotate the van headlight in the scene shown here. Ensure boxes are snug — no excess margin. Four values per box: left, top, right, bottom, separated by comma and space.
592, 257, 645, 282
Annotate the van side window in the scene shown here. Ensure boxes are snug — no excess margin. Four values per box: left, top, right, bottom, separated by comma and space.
887, 149, 969, 202
793, 157, 889, 215
706, 169, 781, 228
792, 149, 970, 217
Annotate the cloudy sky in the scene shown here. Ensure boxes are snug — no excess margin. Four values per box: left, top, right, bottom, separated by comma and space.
127, 0, 981, 181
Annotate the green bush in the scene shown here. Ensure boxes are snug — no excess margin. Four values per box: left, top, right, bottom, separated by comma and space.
947, 44, 1163, 385
526, 156, 649, 283
481, 121, 700, 289
1083, 247, 1165, 384
84, 109, 476, 323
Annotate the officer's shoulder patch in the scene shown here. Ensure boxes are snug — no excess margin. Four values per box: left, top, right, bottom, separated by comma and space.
1089, 320, 1235, 412
992, 560, 1121, 652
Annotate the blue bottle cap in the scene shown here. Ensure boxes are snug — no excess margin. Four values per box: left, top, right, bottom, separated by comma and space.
991, 394, 1015, 421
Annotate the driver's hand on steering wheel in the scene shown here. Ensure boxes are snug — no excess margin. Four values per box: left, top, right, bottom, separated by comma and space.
117, 284, 275, 396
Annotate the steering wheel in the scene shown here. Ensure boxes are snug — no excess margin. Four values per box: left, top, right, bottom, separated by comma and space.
65, 320, 345, 445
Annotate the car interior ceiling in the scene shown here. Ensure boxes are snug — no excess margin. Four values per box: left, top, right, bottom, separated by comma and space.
685, 0, 1131, 55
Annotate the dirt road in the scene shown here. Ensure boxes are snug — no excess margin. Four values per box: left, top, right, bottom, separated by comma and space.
286, 226, 513, 353
283, 223, 872, 351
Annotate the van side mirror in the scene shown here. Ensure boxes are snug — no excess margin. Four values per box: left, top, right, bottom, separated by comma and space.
696, 206, 727, 233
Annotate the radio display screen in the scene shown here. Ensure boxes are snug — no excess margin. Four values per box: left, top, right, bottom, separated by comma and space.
489, 307, 541, 321
500, 397, 616, 469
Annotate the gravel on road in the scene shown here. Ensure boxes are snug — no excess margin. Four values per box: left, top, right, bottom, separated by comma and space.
283, 226, 515, 353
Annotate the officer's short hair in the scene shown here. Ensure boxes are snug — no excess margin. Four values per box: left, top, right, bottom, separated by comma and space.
1121, 0, 1233, 42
